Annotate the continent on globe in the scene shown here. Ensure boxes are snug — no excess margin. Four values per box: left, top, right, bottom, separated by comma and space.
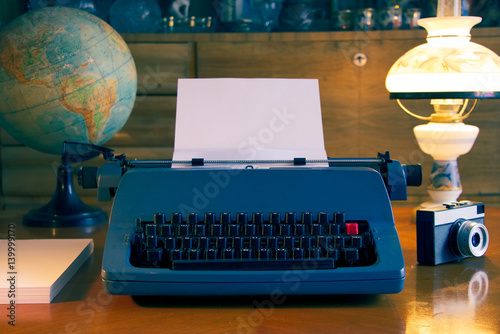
0, 6, 137, 155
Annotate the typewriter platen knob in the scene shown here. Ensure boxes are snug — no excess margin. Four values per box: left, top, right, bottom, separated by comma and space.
77, 166, 98, 189
403, 164, 423, 187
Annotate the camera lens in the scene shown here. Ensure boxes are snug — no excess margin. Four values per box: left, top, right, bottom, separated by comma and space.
450, 219, 489, 258
471, 233, 481, 248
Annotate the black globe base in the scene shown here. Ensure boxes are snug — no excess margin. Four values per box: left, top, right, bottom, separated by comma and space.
23, 163, 107, 228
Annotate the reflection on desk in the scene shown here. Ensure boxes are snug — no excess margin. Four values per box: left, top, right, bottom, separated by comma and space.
406, 259, 492, 333
0, 206, 498, 334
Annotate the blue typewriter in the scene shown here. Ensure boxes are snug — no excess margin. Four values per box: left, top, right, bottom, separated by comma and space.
76, 143, 421, 296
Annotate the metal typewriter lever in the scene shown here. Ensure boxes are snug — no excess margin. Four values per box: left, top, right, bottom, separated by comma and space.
76, 142, 422, 202
62, 141, 115, 164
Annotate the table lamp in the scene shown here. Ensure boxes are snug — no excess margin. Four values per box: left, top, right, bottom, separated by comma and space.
385, 0, 500, 206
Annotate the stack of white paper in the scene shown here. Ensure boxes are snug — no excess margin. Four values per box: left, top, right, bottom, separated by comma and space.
0, 239, 93, 304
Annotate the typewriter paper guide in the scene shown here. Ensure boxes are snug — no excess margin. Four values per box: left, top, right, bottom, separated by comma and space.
173, 78, 328, 167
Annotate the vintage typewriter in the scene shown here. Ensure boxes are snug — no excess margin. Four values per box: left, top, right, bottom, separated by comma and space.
75, 143, 422, 296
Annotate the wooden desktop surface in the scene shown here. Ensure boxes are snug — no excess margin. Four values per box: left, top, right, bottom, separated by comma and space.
1, 207, 499, 334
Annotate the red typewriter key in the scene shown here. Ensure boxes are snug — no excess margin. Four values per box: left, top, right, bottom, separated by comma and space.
346, 222, 359, 235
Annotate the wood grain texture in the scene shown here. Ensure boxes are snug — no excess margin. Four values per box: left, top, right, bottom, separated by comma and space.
107, 95, 177, 147
2, 207, 500, 333
128, 42, 195, 96
0, 0, 24, 26
196, 39, 361, 157
2, 29, 500, 206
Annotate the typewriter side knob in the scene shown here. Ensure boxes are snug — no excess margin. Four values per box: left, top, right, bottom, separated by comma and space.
404, 164, 423, 187
387, 161, 422, 201
78, 162, 123, 201
78, 166, 99, 189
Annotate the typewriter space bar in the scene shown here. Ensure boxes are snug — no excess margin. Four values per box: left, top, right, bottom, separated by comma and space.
172, 259, 335, 271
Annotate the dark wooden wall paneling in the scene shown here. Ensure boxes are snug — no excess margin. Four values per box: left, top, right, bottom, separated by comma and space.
2, 30, 500, 207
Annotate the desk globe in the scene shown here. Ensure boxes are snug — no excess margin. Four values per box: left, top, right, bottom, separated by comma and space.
0, 7, 137, 227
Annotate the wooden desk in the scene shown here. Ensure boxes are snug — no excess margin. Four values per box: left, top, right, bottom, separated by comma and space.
1, 207, 499, 334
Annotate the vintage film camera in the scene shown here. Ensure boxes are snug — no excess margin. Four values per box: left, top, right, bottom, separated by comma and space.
416, 201, 489, 266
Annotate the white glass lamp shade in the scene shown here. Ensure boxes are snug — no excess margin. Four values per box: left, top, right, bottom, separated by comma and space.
386, 17, 500, 98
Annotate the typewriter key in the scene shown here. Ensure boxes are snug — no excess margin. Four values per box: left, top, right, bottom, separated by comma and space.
154, 213, 166, 224
344, 248, 359, 262
252, 213, 264, 224
188, 249, 200, 260
194, 224, 206, 236
216, 237, 227, 249
334, 212, 345, 224
205, 248, 218, 260
258, 248, 271, 260
270, 212, 281, 225
237, 212, 248, 224
228, 224, 240, 236
211, 224, 222, 236
147, 248, 163, 264
346, 222, 359, 235
233, 237, 244, 249
187, 213, 198, 224
301, 212, 313, 225
261, 224, 273, 236
171, 213, 182, 224
240, 248, 252, 259
244, 224, 256, 236
145, 224, 157, 236
308, 247, 321, 259
204, 212, 216, 224
220, 212, 231, 224
284, 236, 294, 248
311, 224, 322, 235
160, 224, 173, 237
279, 224, 291, 236
318, 212, 329, 225
292, 248, 305, 259
250, 237, 261, 249
197, 236, 209, 249
276, 248, 288, 260
146, 235, 158, 248
223, 248, 235, 259
178, 224, 190, 236
286, 212, 296, 224
294, 224, 306, 236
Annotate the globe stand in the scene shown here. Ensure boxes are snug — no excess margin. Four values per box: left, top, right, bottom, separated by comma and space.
23, 162, 107, 228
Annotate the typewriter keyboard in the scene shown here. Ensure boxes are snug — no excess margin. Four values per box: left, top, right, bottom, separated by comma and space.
129, 212, 377, 270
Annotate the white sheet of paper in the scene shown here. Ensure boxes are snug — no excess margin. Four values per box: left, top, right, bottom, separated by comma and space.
173, 78, 327, 168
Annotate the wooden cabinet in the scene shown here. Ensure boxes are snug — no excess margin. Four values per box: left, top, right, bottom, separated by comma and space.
2, 29, 500, 206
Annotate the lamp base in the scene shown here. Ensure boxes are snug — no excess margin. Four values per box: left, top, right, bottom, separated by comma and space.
414, 121, 479, 206
427, 160, 463, 204
23, 164, 107, 228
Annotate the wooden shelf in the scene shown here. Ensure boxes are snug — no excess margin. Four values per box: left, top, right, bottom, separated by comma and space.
121, 27, 500, 43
